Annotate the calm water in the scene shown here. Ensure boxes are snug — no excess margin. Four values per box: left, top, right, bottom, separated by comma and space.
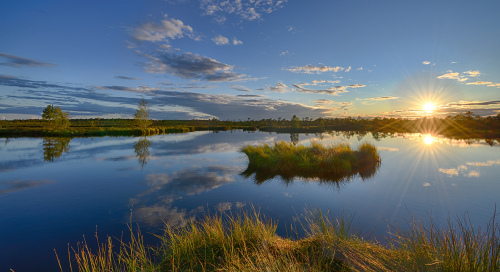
1, 131, 499, 271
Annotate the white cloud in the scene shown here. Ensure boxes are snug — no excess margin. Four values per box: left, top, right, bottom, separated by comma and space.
267, 82, 289, 93
295, 80, 339, 87
356, 67, 363, 70
436, 70, 491, 84
437, 71, 468, 82
133, 15, 197, 42
464, 70, 481, 77
291, 80, 364, 96
313, 100, 352, 111
280, 50, 291, 56
98, 85, 160, 93
466, 81, 493, 85
200, 0, 288, 22
437, 72, 460, 79
422, 61, 431, 65
232, 38, 243, 45
212, 35, 229, 45
439, 168, 460, 177
365, 96, 399, 101
285, 65, 347, 74
230, 84, 251, 92
293, 84, 348, 96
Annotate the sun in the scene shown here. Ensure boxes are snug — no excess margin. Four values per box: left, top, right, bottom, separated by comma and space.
423, 102, 436, 112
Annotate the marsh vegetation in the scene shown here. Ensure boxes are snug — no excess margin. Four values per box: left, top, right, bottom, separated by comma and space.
60, 209, 500, 272
1, 110, 499, 139
240, 141, 381, 184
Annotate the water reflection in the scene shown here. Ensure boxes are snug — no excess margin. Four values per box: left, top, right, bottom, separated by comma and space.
439, 159, 500, 178
134, 137, 151, 169
1, 130, 500, 272
241, 158, 381, 187
0, 180, 53, 194
423, 134, 434, 145
290, 133, 299, 145
130, 166, 240, 227
42, 137, 71, 162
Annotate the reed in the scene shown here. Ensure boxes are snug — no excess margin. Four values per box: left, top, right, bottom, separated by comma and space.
388, 211, 500, 271
62, 224, 155, 272
61, 208, 500, 272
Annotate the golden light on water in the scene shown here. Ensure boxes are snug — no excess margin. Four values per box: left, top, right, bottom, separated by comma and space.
424, 134, 434, 145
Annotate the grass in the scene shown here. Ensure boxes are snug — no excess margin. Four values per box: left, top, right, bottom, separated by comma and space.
240, 141, 381, 184
58, 208, 500, 272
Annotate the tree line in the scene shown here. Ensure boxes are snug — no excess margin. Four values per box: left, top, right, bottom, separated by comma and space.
1, 99, 499, 139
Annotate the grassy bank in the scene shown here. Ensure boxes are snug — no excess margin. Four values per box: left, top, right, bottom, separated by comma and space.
241, 141, 381, 183
59, 209, 500, 272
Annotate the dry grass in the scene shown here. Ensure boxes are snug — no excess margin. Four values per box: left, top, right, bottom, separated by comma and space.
60, 209, 499, 272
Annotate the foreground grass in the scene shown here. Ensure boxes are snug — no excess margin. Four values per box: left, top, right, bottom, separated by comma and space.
60, 209, 500, 272
241, 141, 381, 183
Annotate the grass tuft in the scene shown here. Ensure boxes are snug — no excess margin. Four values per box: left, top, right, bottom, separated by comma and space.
240, 141, 381, 184
61, 207, 500, 272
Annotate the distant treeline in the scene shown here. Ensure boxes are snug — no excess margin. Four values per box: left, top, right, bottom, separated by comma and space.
1, 111, 499, 138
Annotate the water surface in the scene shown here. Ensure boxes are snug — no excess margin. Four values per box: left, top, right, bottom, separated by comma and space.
1, 131, 499, 271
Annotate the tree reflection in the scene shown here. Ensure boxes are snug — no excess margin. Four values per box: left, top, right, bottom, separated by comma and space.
134, 137, 151, 169
290, 133, 299, 145
43, 137, 71, 162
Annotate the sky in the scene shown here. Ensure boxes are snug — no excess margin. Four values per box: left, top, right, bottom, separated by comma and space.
1, 0, 500, 120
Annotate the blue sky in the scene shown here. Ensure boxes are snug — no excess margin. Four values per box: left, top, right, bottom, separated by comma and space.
1, 0, 499, 120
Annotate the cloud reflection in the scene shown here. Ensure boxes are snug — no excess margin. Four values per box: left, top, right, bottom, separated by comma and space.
0, 180, 54, 194
141, 166, 237, 197
130, 165, 241, 227
439, 159, 500, 178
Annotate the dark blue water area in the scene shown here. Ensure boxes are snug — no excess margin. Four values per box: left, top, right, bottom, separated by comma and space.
1, 131, 499, 271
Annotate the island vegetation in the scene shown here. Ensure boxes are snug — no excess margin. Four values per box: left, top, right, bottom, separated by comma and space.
59, 208, 500, 272
241, 141, 381, 184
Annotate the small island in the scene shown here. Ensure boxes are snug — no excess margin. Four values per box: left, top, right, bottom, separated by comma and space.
241, 141, 381, 184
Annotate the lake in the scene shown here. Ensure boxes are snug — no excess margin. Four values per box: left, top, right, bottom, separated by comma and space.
1, 130, 499, 271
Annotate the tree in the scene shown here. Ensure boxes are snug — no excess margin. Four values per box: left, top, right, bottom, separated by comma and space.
134, 98, 152, 129
42, 105, 70, 130
291, 115, 300, 128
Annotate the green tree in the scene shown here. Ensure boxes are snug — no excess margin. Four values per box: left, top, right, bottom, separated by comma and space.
42, 105, 70, 130
134, 98, 152, 129
291, 115, 300, 128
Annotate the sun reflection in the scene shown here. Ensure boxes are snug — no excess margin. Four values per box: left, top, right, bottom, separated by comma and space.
423, 134, 434, 145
